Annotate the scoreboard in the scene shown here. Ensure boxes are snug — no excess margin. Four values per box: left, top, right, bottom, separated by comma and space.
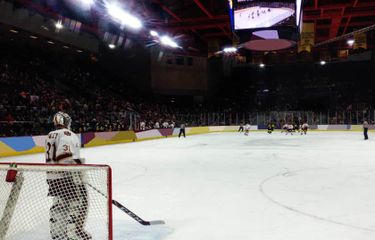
228, 0, 304, 51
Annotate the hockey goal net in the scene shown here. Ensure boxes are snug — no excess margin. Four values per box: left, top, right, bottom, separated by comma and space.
0, 163, 112, 240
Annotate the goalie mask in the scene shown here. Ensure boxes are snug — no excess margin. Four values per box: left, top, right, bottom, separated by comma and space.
53, 111, 72, 129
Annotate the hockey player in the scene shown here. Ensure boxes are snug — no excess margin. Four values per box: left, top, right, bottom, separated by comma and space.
238, 123, 244, 132
301, 123, 309, 135
293, 122, 300, 133
45, 111, 91, 240
267, 122, 275, 134
286, 124, 294, 135
244, 123, 251, 136
363, 119, 369, 140
281, 123, 288, 133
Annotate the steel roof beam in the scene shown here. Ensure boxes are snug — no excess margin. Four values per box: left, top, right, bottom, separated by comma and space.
152, 0, 182, 22
193, 0, 214, 19
192, 0, 232, 41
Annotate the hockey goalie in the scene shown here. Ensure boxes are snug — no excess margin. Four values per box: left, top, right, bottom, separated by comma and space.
45, 111, 91, 240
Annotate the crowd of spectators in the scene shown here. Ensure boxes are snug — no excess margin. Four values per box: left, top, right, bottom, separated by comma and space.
0, 59, 183, 136
0, 38, 374, 137
1, 53, 374, 137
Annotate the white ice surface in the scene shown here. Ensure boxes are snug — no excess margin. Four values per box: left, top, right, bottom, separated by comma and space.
3, 131, 375, 240
235, 7, 295, 30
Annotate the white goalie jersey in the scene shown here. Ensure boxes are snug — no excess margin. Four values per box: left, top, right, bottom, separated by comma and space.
45, 128, 81, 165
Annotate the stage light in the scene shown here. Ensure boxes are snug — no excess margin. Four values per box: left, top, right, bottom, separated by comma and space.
78, 0, 94, 9
55, 20, 63, 29
105, 2, 142, 30
223, 47, 237, 53
108, 44, 116, 49
150, 30, 159, 37
347, 39, 355, 46
320, 60, 326, 65
160, 36, 179, 48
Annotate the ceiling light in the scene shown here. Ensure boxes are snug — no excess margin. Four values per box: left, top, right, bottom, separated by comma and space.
78, 0, 94, 9
223, 47, 237, 53
105, 2, 142, 30
55, 21, 63, 29
347, 39, 355, 46
150, 30, 159, 37
160, 36, 179, 48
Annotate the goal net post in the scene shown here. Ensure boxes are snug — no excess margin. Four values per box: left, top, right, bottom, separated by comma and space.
0, 163, 113, 240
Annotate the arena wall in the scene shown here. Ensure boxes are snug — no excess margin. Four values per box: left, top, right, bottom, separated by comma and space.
0, 125, 371, 158
0, 135, 79, 157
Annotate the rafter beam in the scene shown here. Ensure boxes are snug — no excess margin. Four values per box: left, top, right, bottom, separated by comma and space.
193, 0, 214, 18
305, 1, 375, 10
304, 9, 375, 20
192, 0, 232, 41
152, 0, 182, 22
329, 17, 342, 39
353, 0, 359, 7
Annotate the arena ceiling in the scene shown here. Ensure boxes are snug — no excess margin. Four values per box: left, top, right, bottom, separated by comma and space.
153, 0, 375, 50
8, 0, 375, 54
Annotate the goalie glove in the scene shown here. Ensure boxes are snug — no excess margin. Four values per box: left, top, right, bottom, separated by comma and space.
73, 158, 86, 165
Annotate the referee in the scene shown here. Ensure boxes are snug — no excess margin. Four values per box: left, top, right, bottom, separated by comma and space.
363, 119, 369, 140
179, 123, 186, 138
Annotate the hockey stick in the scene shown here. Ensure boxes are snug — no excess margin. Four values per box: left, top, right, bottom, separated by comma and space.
86, 182, 165, 226
111, 199, 165, 226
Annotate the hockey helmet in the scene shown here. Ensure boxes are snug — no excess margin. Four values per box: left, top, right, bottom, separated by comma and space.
53, 111, 72, 129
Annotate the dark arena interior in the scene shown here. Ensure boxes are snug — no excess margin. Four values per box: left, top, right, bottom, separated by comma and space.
0, 0, 375, 240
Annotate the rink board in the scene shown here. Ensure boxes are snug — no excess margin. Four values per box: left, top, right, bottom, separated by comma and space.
0, 125, 372, 157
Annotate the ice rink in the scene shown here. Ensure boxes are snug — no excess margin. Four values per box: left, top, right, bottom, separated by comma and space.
3, 131, 375, 240
234, 7, 295, 30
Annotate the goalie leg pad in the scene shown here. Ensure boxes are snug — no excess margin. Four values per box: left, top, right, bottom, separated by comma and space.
66, 184, 91, 240
50, 197, 69, 240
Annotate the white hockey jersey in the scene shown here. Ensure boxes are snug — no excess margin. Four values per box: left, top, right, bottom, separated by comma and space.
45, 128, 80, 165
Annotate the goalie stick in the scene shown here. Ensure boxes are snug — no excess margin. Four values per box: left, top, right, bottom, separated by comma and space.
86, 182, 165, 226
111, 199, 165, 225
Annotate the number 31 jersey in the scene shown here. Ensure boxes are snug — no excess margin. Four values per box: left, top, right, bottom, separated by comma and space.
45, 128, 80, 164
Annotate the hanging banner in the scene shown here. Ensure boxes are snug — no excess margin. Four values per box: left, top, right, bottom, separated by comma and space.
353, 32, 367, 50
298, 23, 315, 53
338, 49, 349, 59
